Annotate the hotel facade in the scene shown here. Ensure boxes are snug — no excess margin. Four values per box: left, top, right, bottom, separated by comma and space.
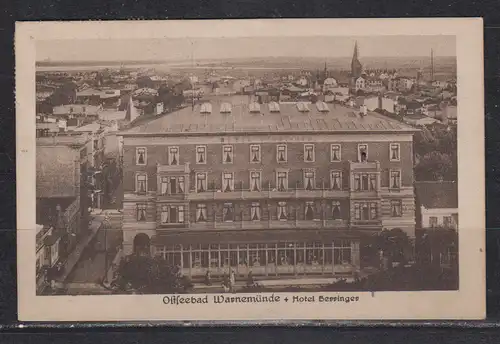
120, 99, 417, 280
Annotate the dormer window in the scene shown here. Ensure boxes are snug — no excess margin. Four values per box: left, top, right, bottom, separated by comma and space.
269, 101, 280, 113
200, 102, 212, 114
220, 102, 232, 114
296, 102, 310, 112
249, 102, 261, 113
316, 101, 329, 113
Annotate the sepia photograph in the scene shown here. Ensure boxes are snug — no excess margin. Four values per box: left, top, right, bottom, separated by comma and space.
16, 19, 484, 321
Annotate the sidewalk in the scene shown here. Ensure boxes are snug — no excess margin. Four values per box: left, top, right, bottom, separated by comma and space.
56, 216, 104, 282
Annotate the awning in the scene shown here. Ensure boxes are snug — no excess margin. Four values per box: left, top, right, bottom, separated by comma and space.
151, 229, 378, 246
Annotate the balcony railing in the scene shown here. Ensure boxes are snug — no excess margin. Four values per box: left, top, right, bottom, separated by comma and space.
157, 163, 190, 174
349, 160, 380, 171
173, 219, 349, 231
187, 186, 349, 201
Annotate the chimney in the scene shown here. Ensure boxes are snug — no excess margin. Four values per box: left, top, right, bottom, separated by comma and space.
360, 105, 367, 116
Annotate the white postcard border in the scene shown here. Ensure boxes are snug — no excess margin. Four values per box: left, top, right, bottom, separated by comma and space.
16, 18, 485, 321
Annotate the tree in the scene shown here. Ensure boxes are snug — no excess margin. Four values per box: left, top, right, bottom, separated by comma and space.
417, 228, 458, 266
112, 254, 192, 294
375, 228, 412, 264
415, 151, 456, 181
157, 84, 184, 111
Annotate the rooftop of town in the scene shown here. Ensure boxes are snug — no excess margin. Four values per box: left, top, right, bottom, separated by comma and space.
121, 95, 416, 136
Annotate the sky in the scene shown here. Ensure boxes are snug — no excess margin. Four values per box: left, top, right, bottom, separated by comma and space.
36, 35, 455, 62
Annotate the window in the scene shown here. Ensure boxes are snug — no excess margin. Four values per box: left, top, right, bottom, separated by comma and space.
358, 144, 368, 162
160, 177, 168, 195
223, 203, 234, 222
354, 202, 378, 220
334, 240, 352, 265
429, 216, 438, 228
277, 144, 287, 163
222, 145, 233, 164
221, 172, 234, 192
136, 147, 147, 165
135, 173, 147, 193
168, 146, 179, 165
332, 201, 341, 220
196, 204, 207, 222
250, 171, 261, 191
277, 171, 288, 191
330, 171, 342, 190
390, 143, 400, 161
330, 144, 341, 162
249, 102, 261, 113
390, 170, 401, 189
196, 172, 207, 192
250, 145, 261, 163
353, 173, 377, 191
305, 201, 315, 220
196, 145, 207, 164
251, 202, 261, 221
160, 176, 184, 195
278, 202, 288, 221
304, 144, 315, 162
160, 205, 185, 224
391, 200, 402, 217
136, 204, 147, 221
369, 174, 377, 190
443, 216, 452, 228
304, 170, 315, 190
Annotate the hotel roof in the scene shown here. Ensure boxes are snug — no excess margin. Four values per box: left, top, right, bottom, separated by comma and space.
121, 96, 416, 136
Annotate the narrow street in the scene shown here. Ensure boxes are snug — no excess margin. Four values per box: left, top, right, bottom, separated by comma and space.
65, 212, 123, 285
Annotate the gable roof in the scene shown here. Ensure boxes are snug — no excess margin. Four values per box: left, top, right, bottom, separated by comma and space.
415, 181, 458, 209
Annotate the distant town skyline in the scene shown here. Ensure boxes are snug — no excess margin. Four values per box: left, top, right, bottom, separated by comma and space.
36, 35, 455, 63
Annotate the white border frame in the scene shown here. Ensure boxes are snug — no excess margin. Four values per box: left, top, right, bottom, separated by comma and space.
17, 18, 485, 321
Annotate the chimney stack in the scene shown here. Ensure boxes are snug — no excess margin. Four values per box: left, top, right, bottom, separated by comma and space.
360, 104, 368, 116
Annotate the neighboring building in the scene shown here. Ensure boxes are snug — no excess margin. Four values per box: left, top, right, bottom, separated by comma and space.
380, 97, 398, 114
119, 97, 418, 280
52, 104, 102, 126
36, 224, 60, 293
415, 181, 458, 229
365, 78, 385, 93
354, 77, 366, 91
297, 77, 308, 87
403, 114, 438, 126
36, 133, 92, 272
442, 105, 457, 125
432, 80, 448, 89
362, 96, 380, 111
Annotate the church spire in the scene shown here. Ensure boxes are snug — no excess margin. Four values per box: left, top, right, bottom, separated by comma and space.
351, 41, 363, 78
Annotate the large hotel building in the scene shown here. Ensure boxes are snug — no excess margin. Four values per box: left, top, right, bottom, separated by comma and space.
120, 96, 417, 279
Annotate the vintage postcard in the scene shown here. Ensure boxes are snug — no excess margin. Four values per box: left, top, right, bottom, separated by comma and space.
16, 18, 485, 322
